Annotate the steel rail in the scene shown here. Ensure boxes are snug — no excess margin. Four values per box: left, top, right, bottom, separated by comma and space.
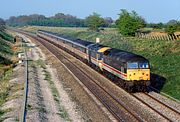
20, 36, 29, 122
144, 93, 180, 115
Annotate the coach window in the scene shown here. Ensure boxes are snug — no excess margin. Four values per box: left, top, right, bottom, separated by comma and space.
91, 51, 96, 58
121, 67, 124, 73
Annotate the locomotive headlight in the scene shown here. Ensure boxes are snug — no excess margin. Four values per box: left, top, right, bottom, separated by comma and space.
146, 74, 148, 76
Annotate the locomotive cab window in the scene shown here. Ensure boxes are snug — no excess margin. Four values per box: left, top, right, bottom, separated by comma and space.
127, 62, 138, 69
139, 62, 149, 69
97, 53, 103, 60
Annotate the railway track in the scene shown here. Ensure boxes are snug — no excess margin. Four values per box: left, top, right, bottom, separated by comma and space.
144, 93, 180, 115
15, 30, 180, 122
34, 34, 144, 121
131, 93, 180, 122
150, 86, 180, 103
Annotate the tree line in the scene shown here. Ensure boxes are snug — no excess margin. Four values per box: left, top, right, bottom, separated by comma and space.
3, 10, 180, 36
6, 13, 114, 28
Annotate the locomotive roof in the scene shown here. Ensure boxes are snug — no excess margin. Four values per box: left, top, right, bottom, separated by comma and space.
88, 44, 106, 51
104, 48, 148, 62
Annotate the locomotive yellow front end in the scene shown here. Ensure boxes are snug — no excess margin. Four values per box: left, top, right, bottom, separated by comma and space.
127, 62, 150, 91
126, 62, 150, 87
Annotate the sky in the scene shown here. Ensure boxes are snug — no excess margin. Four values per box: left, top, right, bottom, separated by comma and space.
0, 0, 179, 23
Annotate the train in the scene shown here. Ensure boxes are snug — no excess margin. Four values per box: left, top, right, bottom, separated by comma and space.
37, 30, 150, 92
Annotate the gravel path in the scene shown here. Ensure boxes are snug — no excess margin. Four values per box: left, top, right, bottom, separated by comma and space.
24, 35, 85, 122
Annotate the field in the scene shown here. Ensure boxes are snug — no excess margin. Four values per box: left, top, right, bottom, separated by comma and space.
20, 26, 180, 100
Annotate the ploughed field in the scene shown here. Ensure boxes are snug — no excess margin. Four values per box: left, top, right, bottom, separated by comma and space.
20, 26, 180, 100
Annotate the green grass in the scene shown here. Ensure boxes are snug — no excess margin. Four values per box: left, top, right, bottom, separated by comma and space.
0, 31, 15, 120
0, 31, 14, 65
36, 59, 46, 69
0, 108, 14, 122
0, 69, 13, 102
0, 41, 13, 59
0, 69, 13, 120
22, 26, 180, 100
0, 31, 14, 43
0, 110, 5, 121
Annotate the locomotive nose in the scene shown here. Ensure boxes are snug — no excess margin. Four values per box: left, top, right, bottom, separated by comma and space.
127, 69, 150, 81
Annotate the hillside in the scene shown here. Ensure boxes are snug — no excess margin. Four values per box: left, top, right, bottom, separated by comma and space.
0, 31, 14, 77
0, 30, 16, 118
21, 26, 180, 100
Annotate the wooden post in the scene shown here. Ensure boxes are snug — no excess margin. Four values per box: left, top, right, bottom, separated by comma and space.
175, 35, 178, 40
172, 35, 175, 40
96, 38, 100, 43
169, 35, 172, 40
160, 35, 163, 40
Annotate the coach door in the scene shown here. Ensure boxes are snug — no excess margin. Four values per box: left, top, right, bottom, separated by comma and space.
88, 50, 92, 63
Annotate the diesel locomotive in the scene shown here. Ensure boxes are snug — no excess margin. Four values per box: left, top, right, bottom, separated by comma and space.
37, 30, 150, 92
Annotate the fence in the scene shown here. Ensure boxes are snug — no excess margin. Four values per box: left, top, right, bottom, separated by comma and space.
135, 32, 180, 41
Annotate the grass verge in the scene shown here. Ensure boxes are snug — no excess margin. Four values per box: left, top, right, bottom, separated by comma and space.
0, 69, 13, 121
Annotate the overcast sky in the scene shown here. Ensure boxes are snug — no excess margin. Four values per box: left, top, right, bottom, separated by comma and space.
0, 0, 179, 23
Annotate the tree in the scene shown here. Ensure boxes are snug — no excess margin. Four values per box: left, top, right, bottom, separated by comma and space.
0, 18, 5, 31
177, 21, 180, 31
85, 12, 106, 31
146, 22, 165, 29
167, 19, 178, 25
165, 20, 179, 35
165, 25, 177, 35
116, 9, 146, 36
